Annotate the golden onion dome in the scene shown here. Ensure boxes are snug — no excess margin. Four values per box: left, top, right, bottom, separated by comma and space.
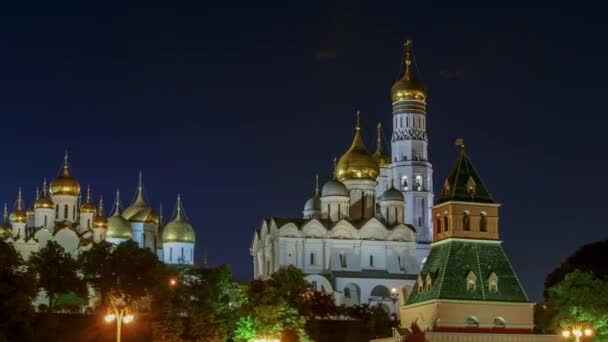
336, 113, 380, 182
391, 40, 426, 102
162, 195, 195, 243
372, 123, 391, 168
50, 153, 81, 197
92, 196, 108, 229
35, 179, 55, 209
122, 172, 157, 223
9, 189, 27, 223
80, 186, 96, 214
106, 190, 132, 239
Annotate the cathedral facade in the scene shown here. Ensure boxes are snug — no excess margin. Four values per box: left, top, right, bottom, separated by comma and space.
0, 154, 196, 266
250, 41, 433, 314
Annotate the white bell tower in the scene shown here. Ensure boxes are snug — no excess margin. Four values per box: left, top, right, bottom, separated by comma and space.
389, 41, 434, 263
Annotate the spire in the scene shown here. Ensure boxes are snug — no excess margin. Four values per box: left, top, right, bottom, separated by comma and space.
175, 194, 183, 221
135, 171, 145, 202
35, 187, 40, 200
2, 203, 7, 222
97, 196, 105, 217
16, 188, 24, 211
438, 139, 495, 204
62, 150, 70, 177
404, 40, 412, 80
333, 157, 338, 180
113, 189, 121, 216
376, 122, 382, 151
85, 185, 92, 204
42, 178, 48, 196
314, 174, 319, 197
159, 203, 164, 225
355, 110, 361, 131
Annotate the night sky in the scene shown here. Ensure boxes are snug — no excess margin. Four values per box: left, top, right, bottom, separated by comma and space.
1, 2, 606, 300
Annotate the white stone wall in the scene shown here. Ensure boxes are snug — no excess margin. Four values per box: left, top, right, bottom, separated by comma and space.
34, 208, 54, 231
162, 242, 194, 265
51, 194, 78, 222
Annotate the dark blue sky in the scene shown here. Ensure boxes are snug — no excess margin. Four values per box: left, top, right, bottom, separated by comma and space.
0, 2, 606, 300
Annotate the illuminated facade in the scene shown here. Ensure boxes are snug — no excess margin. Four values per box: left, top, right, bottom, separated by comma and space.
250, 42, 434, 314
0, 154, 196, 265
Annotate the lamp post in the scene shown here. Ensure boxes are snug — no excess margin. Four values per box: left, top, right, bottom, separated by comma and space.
104, 306, 134, 342
561, 325, 594, 342
390, 288, 399, 318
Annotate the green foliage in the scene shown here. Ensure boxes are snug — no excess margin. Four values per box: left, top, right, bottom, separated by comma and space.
0, 241, 36, 341
78, 241, 114, 304
28, 241, 86, 311
547, 270, 608, 341
235, 300, 310, 342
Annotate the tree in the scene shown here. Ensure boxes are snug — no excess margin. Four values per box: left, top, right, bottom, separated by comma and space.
548, 270, 608, 341
235, 299, 310, 342
78, 241, 115, 305
28, 241, 86, 311
0, 241, 36, 341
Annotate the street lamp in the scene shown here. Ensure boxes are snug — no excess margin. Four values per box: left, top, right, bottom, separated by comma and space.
169, 277, 178, 287
104, 306, 134, 342
561, 325, 594, 342
390, 288, 399, 317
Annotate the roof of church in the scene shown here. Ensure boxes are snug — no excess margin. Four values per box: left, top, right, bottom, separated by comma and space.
406, 239, 528, 305
262, 216, 416, 232
437, 145, 495, 204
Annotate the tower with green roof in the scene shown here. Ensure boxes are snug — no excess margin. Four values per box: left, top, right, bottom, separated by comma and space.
400, 140, 534, 334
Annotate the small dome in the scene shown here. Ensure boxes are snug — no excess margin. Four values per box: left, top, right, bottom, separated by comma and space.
336, 120, 379, 182
50, 154, 81, 197
79, 186, 96, 214
372, 123, 391, 168
380, 186, 404, 202
304, 196, 321, 212
92, 197, 108, 229
10, 189, 27, 223
122, 173, 156, 223
162, 195, 195, 243
106, 190, 132, 239
391, 41, 426, 102
35, 181, 54, 209
321, 179, 348, 197
0, 204, 12, 238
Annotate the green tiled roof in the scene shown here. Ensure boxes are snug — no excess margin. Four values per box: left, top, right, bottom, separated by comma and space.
406, 239, 528, 304
438, 147, 495, 204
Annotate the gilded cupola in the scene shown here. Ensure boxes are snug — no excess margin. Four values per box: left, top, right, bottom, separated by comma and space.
122, 172, 157, 223
50, 152, 81, 197
92, 196, 108, 229
391, 40, 426, 102
372, 122, 391, 168
9, 188, 27, 223
162, 194, 195, 243
335, 111, 380, 182
35, 179, 54, 209
106, 190, 133, 240
80, 185, 96, 214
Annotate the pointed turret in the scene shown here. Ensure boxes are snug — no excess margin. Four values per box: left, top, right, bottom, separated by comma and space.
106, 189, 133, 243
372, 122, 391, 168
303, 175, 321, 219
92, 196, 108, 229
122, 171, 156, 222
34, 179, 54, 209
162, 194, 195, 265
80, 185, 96, 214
10, 188, 27, 223
50, 152, 81, 196
0, 203, 11, 238
391, 40, 426, 102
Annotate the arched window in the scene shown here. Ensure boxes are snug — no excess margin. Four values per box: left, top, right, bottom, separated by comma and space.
494, 317, 506, 327
466, 316, 479, 326
436, 217, 442, 234
463, 211, 470, 231
44, 216, 47, 226
401, 176, 408, 191
480, 213, 488, 232
344, 288, 351, 298
400, 116, 403, 127
64, 205, 69, 220
406, 116, 409, 127
339, 252, 347, 268
444, 216, 449, 232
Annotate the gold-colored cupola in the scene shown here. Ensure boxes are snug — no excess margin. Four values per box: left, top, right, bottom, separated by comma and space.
335, 111, 380, 182
50, 152, 81, 197
391, 40, 427, 102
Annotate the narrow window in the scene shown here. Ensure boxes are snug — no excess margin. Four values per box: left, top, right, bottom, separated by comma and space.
415, 175, 423, 191
480, 213, 488, 232
310, 252, 315, 265
406, 116, 409, 127
44, 216, 47, 226
73, 206, 76, 220
339, 252, 347, 268
401, 175, 408, 191
400, 116, 403, 127
369, 255, 374, 267
64, 205, 68, 220
87, 218, 91, 229
55, 204, 59, 217
436, 218, 442, 234
181, 247, 184, 263
344, 288, 351, 298
463, 211, 470, 231
170, 248, 173, 261
444, 216, 449, 232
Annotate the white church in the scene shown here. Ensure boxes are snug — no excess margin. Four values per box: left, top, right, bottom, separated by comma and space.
250, 41, 433, 314
0, 154, 196, 266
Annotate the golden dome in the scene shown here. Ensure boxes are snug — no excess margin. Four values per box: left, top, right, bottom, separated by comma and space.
80, 186, 96, 214
122, 172, 157, 223
336, 113, 379, 182
107, 191, 132, 240
162, 195, 195, 243
391, 40, 426, 102
372, 123, 391, 168
9, 189, 27, 223
50, 153, 81, 197
35, 179, 55, 209
92, 196, 108, 229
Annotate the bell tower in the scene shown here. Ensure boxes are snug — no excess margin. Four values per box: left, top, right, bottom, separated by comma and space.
389, 41, 434, 260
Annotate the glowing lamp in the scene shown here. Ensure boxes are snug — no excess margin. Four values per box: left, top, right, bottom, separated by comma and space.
104, 313, 116, 323
123, 314, 134, 324
169, 278, 178, 287
584, 329, 593, 336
